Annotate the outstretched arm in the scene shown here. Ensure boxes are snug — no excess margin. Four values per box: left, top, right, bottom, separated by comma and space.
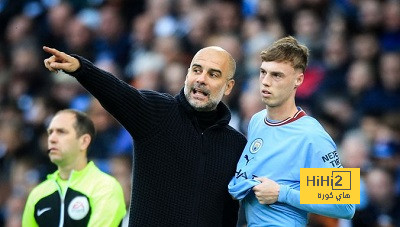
42, 46, 174, 141
43, 46, 80, 73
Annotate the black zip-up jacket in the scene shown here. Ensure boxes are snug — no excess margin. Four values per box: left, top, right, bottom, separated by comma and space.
70, 56, 247, 226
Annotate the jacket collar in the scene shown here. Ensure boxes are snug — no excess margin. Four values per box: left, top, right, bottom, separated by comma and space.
48, 161, 95, 182
176, 88, 231, 126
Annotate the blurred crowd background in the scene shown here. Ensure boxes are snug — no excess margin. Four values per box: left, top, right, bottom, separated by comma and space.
0, 0, 399, 226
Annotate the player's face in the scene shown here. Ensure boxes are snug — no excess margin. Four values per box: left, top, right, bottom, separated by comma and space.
47, 112, 81, 167
259, 61, 303, 108
184, 48, 234, 111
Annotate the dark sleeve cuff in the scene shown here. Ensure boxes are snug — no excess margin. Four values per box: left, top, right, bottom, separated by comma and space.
69, 54, 90, 78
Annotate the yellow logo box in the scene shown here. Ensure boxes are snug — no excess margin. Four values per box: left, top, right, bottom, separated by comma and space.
300, 168, 360, 204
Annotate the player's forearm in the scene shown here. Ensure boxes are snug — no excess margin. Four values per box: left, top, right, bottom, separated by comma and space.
278, 185, 355, 219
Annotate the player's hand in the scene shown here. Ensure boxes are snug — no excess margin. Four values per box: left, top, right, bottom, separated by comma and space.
43, 46, 80, 73
252, 177, 280, 204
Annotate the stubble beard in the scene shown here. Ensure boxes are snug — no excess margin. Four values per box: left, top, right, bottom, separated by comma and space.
184, 87, 219, 112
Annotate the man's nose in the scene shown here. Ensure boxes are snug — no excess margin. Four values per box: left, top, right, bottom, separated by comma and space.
196, 71, 207, 83
261, 74, 272, 86
48, 133, 57, 143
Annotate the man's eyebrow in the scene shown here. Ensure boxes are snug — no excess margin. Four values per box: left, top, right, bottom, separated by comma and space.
192, 64, 222, 75
260, 67, 284, 74
209, 68, 222, 75
192, 64, 202, 68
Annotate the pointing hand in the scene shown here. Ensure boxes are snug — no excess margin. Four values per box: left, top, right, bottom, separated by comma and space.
43, 46, 80, 73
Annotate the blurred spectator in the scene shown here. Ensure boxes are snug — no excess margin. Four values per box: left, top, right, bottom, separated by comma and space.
150, 0, 182, 38
0, 110, 34, 226
345, 60, 377, 122
95, 57, 124, 80
339, 129, 371, 210
161, 62, 187, 95
85, 96, 133, 171
295, 62, 325, 108
340, 129, 372, 171
380, 0, 400, 52
351, 32, 380, 63
130, 13, 154, 50
124, 13, 155, 79
236, 77, 264, 135
3, 158, 40, 226
181, 6, 211, 55
110, 154, 133, 227
324, 11, 352, 40
49, 70, 84, 109
371, 112, 400, 172
154, 35, 186, 65
316, 34, 350, 97
293, 8, 324, 61
210, 1, 242, 34
316, 93, 354, 137
86, 98, 122, 166
242, 17, 276, 79
357, 0, 383, 34
40, 1, 74, 50
360, 52, 400, 114
352, 166, 400, 227
94, 4, 130, 69
128, 51, 164, 91
277, 0, 304, 35
316, 111, 345, 144
64, 11, 98, 61
9, 43, 51, 98
5, 14, 36, 48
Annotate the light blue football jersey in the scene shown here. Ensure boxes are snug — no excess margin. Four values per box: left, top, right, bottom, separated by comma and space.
229, 109, 355, 226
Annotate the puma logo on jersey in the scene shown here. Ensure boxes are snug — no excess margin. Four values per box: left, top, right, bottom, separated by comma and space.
37, 207, 51, 216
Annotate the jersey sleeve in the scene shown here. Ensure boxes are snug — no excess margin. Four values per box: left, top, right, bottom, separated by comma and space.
278, 185, 355, 219
22, 193, 39, 227
278, 128, 355, 219
307, 129, 342, 169
87, 178, 127, 227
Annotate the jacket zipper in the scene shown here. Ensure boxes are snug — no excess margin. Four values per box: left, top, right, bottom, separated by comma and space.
55, 171, 73, 227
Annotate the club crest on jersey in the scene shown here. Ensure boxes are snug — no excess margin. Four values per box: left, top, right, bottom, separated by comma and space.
68, 196, 89, 220
250, 138, 263, 154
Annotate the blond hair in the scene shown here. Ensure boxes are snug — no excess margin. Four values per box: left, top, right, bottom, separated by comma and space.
260, 36, 309, 72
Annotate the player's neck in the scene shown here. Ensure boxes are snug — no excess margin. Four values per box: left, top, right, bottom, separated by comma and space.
266, 103, 298, 121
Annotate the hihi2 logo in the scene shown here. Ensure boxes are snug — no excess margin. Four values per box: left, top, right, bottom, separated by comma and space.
300, 168, 360, 204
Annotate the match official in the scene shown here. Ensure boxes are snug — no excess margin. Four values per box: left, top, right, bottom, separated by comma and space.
22, 109, 126, 227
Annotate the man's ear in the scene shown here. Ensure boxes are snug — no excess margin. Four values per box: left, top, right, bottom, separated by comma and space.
224, 79, 235, 96
295, 73, 304, 89
80, 134, 91, 151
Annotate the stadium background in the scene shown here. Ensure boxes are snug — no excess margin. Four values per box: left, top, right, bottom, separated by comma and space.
0, 0, 399, 226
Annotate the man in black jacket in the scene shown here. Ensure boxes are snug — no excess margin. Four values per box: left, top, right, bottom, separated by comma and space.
43, 46, 247, 226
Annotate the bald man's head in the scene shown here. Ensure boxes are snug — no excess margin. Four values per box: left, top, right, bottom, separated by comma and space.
184, 46, 236, 111
192, 46, 236, 79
